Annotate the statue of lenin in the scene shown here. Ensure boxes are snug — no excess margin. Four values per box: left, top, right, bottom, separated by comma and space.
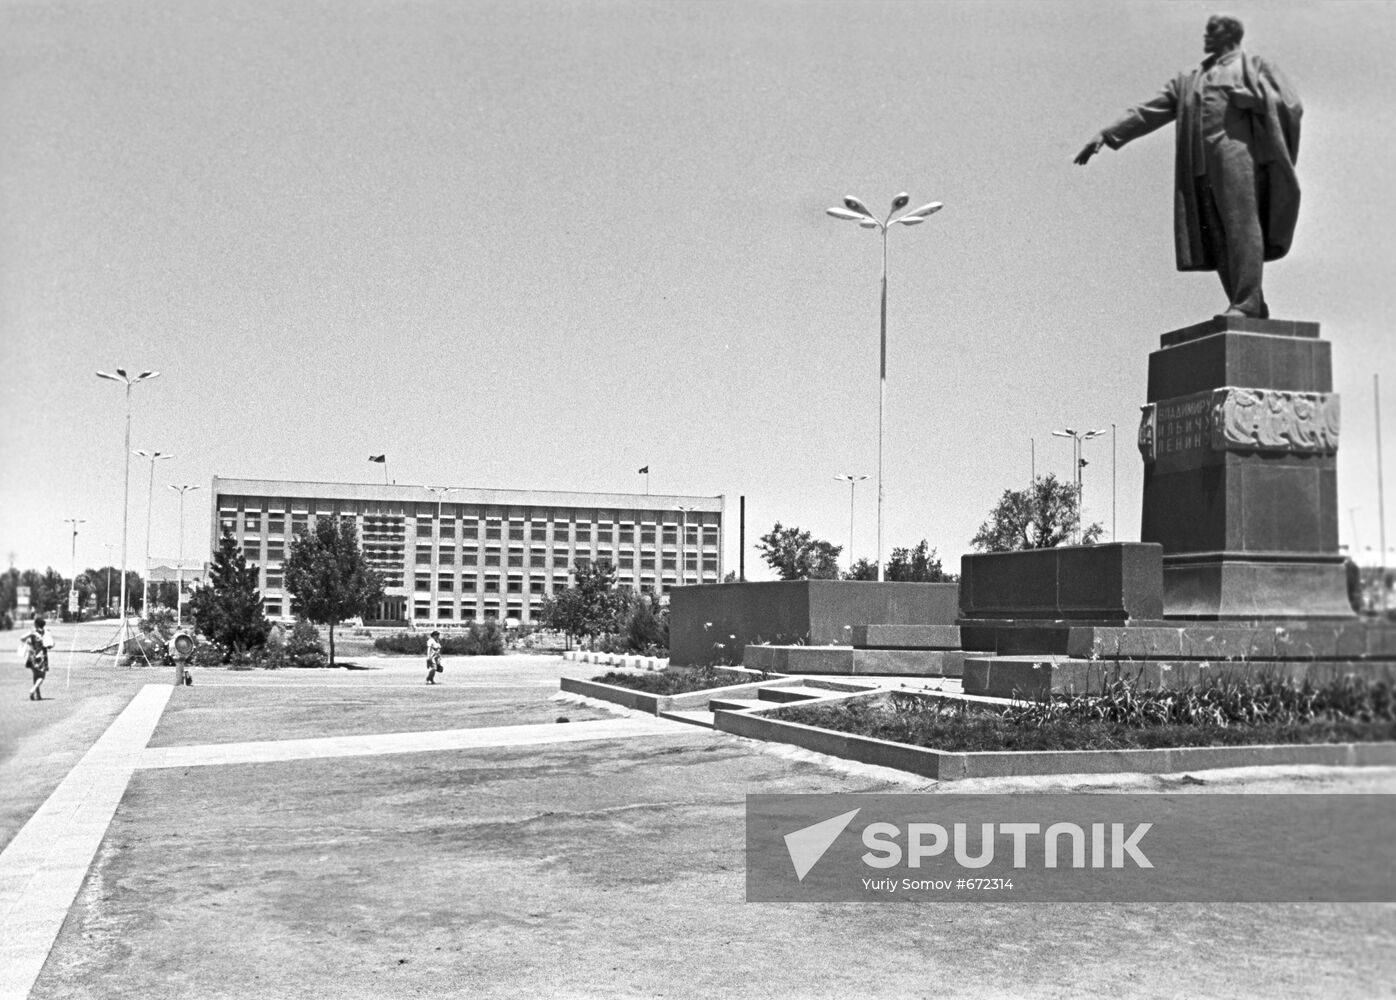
1075, 15, 1302, 319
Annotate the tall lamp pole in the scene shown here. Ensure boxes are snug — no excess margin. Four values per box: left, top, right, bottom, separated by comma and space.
676, 505, 697, 586
104, 543, 115, 614
134, 450, 173, 613
424, 486, 461, 623
1051, 427, 1105, 543
63, 518, 86, 617
169, 485, 200, 625
96, 368, 159, 648
833, 474, 869, 571
827, 193, 944, 581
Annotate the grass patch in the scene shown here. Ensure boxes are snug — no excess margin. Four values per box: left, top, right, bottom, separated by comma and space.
771, 677, 1396, 753
591, 666, 757, 695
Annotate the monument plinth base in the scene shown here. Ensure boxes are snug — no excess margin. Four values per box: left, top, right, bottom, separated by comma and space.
1139, 315, 1351, 619
1162, 552, 1355, 620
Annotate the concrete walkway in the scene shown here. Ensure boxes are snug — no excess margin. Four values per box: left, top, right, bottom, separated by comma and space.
0, 684, 174, 1000
138, 715, 686, 769
0, 683, 689, 1000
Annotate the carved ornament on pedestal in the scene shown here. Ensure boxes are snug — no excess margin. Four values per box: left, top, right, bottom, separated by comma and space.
1138, 388, 1340, 463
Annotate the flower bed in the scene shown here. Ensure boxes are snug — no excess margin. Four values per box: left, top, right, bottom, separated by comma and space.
770, 677, 1396, 753
591, 665, 764, 696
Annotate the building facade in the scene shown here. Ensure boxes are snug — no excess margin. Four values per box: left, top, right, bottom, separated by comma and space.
210, 478, 724, 626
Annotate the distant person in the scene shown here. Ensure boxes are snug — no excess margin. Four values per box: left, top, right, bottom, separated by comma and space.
20, 616, 54, 701
426, 630, 443, 685
1075, 14, 1302, 318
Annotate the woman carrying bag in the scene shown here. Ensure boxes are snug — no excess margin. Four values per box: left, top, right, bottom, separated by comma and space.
425, 630, 443, 685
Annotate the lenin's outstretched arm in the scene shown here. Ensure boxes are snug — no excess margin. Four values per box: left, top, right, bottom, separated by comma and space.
1074, 80, 1180, 164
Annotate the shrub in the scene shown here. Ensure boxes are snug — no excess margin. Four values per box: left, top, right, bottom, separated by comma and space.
374, 632, 428, 655
625, 598, 667, 653
139, 607, 179, 642
592, 665, 752, 695
771, 676, 1396, 753
189, 640, 225, 667
374, 625, 505, 657
287, 620, 325, 656
462, 621, 504, 656
283, 620, 330, 667
122, 630, 171, 666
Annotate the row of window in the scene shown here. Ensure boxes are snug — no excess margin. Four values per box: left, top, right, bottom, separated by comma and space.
223, 513, 718, 543
244, 547, 717, 571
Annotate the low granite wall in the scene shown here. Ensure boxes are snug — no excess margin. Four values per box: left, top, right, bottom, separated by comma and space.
670, 581, 960, 666
959, 542, 1164, 621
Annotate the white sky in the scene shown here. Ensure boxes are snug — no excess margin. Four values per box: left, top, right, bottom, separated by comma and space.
3, 0, 1394, 579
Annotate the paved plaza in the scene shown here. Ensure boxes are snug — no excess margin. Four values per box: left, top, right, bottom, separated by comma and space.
2, 628, 1393, 999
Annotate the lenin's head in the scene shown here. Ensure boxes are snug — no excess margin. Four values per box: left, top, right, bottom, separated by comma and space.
1204, 15, 1245, 54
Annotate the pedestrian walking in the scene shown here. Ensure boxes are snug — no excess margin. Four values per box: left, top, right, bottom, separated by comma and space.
425, 629, 443, 684
20, 616, 54, 701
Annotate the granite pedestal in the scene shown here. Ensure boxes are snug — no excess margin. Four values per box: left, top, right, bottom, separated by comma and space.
1139, 315, 1353, 618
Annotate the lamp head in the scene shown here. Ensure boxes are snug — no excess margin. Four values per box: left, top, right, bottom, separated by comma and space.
842, 195, 874, 220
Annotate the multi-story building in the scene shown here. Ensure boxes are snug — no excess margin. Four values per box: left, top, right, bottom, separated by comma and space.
210, 477, 724, 626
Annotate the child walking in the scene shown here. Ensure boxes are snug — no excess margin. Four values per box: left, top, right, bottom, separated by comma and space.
20, 616, 54, 701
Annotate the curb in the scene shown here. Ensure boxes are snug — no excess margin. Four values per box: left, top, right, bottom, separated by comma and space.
712, 705, 1396, 780
560, 650, 670, 671
559, 675, 797, 715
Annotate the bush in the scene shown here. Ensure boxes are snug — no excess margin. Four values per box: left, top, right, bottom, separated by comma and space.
122, 630, 171, 666
189, 640, 225, 667
461, 621, 505, 656
771, 676, 1396, 753
593, 666, 753, 695
139, 607, 179, 642
374, 632, 429, 655
286, 620, 325, 656
373, 624, 505, 657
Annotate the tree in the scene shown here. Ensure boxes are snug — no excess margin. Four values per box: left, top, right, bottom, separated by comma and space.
283, 517, 384, 666
886, 540, 954, 582
83, 566, 141, 615
188, 528, 271, 655
844, 557, 879, 581
970, 474, 1104, 553
20, 568, 66, 616
539, 558, 634, 648
625, 591, 669, 653
0, 568, 18, 616
757, 523, 842, 580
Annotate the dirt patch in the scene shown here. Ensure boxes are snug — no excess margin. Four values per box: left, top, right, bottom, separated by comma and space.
149, 684, 614, 747
31, 732, 1396, 1000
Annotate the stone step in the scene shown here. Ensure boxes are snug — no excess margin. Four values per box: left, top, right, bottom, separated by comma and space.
963, 653, 1396, 699
755, 685, 828, 703
851, 624, 962, 650
659, 709, 716, 729
743, 645, 964, 677
707, 696, 772, 713
960, 620, 1396, 661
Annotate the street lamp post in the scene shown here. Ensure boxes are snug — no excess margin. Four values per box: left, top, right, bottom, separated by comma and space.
424, 487, 460, 624
96, 368, 159, 648
104, 543, 115, 614
63, 518, 86, 617
833, 474, 869, 571
676, 505, 697, 585
169, 485, 201, 625
134, 450, 173, 613
828, 193, 944, 582
1051, 427, 1106, 543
